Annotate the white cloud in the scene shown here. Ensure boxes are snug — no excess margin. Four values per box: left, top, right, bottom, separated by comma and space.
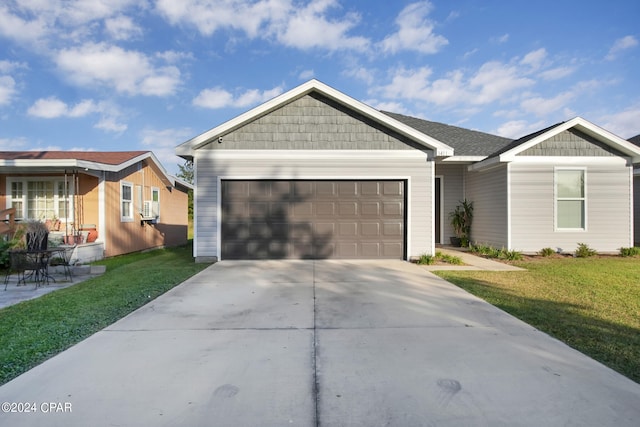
539, 66, 575, 80
376, 57, 535, 109
104, 15, 143, 40
27, 97, 70, 118
27, 97, 108, 118
0, 136, 28, 150
606, 35, 638, 60
0, 75, 17, 106
520, 48, 547, 69
491, 33, 509, 44
0, 59, 28, 73
27, 96, 128, 133
55, 42, 181, 96
274, 0, 368, 51
156, 0, 369, 52
342, 67, 375, 85
140, 127, 194, 173
468, 61, 534, 104
0, 4, 49, 44
364, 99, 410, 115
379, 1, 448, 54
520, 91, 575, 117
193, 85, 284, 109
600, 107, 640, 138
0, 1, 142, 45
298, 69, 315, 80
154, 0, 276, 38
95, 116, 127, 133
494, 119, 545, 139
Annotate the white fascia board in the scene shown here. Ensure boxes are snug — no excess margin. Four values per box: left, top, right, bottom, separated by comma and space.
175, 79, 454, 157
499, 117, 640, 162
440, 156, 486, 163
467, 156, 501, 172
196, 149, 431, 160
0, 159, 81, 168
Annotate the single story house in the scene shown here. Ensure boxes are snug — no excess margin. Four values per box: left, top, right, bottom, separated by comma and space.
1, 151, 191, 262
176, 79, 640, 261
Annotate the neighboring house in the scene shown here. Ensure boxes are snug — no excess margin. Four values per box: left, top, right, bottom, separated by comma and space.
176, 80, 640, 261
630, 134, 640, 246
1, 151, 191, 262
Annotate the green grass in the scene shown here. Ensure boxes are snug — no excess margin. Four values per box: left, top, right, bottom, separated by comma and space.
0, 242, 210, 385
435, 256, 640, 383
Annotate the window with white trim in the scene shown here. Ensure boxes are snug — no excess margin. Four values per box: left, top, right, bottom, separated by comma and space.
7, 178, 73, 220
556, 169, 585, 230
121, 181, 133, 221
151, 187, 160, 219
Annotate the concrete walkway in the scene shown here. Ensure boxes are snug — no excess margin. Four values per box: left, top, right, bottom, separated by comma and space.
0, 260, 638, 426
423, 247, 526, 271
1, 266, 105, 309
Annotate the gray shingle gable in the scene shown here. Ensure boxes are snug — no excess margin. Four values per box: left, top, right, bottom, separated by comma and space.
381, 111, 513, 157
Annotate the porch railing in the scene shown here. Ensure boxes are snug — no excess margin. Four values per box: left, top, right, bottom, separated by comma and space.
1, 208, 16, 237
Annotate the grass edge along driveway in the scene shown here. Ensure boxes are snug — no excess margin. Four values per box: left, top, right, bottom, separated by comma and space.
435, 256, 640, 384
0, 243, 211, 385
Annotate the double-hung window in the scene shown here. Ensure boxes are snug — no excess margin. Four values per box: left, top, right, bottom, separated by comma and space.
121, 181, 134, 222
556, 169, 586, 230
7, 178, 73, 220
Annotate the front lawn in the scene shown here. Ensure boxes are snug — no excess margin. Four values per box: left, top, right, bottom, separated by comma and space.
435, 256, 640, 384
0, 243, 211, 385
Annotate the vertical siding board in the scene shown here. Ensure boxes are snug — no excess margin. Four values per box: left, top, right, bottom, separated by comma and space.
510, 162, 632, 252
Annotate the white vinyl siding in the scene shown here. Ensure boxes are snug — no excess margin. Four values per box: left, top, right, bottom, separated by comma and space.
555, 169, 585, 230
635, 174, 640, 246
194, 150, 433, 260
510, 160, 632, 252
465, 165, 509, 248
434, 164, 466, 245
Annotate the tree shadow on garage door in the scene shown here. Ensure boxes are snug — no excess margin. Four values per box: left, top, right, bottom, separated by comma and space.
221, 180, 334, 259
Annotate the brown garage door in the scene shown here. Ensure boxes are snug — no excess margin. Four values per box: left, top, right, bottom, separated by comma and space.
221, 180, 405, 259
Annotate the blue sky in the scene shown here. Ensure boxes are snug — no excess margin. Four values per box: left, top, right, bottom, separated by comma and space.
1, 0, 639, 175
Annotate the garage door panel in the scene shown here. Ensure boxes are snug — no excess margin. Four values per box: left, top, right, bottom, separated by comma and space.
316, 202, 335, 216
221, 180, 405, 260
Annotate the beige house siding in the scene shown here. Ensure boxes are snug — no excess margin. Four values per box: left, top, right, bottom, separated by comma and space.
510, 160, 632, 253
104, 161, 188, 257
195, 152, 433, 261
465, 165, 509, 248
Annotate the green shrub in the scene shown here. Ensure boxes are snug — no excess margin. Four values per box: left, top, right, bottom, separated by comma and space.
619, 247, 640, 257
499, 248, 523, 261
539, 247, 556, 257
435, 251, 463, 265
575, 243, 597, 258
415, 254, 435, 265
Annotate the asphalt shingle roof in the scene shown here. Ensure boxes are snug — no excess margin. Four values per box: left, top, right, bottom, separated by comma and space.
628, 134, 640, 146
0, 151, 149, 165
382, 111, 513, 157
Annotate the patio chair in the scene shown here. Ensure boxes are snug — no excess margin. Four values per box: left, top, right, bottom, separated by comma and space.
52, 244, 76, 282
4, 250, 43, 290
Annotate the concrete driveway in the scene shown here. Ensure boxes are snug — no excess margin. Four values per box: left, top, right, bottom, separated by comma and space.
1, 260, 639, 426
